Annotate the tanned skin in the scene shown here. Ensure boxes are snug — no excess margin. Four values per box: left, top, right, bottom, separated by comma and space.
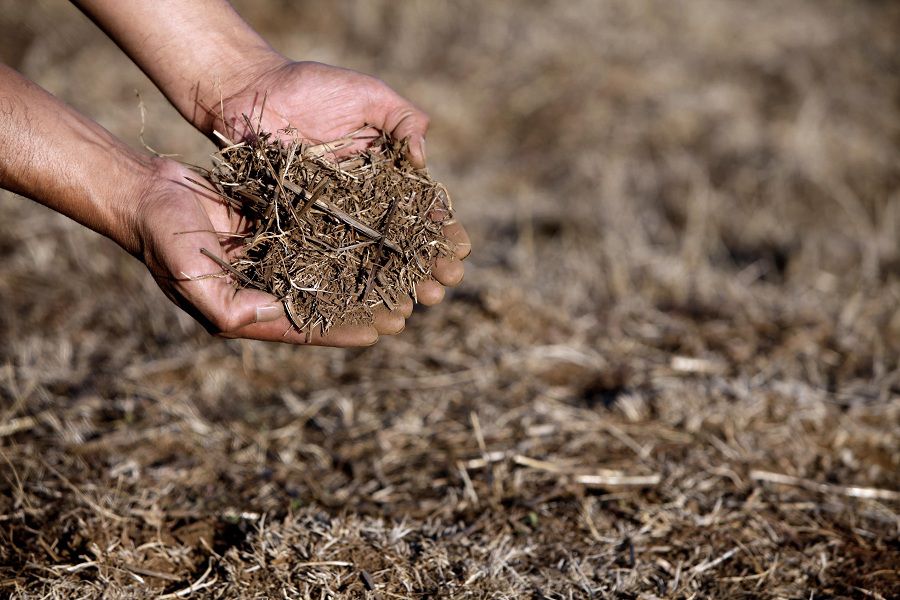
0, 1, 470, 346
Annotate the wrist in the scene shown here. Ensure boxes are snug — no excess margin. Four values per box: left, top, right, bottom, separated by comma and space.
89, 149, 160, 258
73, 1, 285, 139
0, 63, 161, 257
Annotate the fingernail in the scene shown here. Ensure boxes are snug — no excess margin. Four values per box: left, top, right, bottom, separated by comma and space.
415, 135, 427, 167
429, 208, 450, 222
454, 240, 473, 259
255, 303, 284, 323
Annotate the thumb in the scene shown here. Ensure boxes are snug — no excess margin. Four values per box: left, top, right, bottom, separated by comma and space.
182, 257, 379, 346
190, 277, 284, 334
199, 281, 380, 347
185, 247, 283, 331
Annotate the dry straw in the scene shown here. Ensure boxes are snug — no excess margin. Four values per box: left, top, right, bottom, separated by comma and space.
197, 121, 453, 337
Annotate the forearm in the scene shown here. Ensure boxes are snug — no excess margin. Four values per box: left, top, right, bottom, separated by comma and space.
0, 63, 151, 254
71, 0, 281, 135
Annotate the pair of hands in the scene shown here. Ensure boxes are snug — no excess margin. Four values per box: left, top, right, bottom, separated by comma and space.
139, 60, 470, 347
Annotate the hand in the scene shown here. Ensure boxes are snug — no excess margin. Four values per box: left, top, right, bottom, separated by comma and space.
206, 58, 472, 336
135, 159, 386, 346
212, 60, 430, 167
68, 2, 471, 344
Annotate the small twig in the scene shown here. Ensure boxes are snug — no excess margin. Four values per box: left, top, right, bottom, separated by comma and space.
212, 129, 235, 147
312, 197, 401, 253
690, 546, 741, 574
157, 560, 216, 599
61, 561, 99, 574
0, 415, 37, 438
575, 473, 661, 488
199, 248, 257, 288
854, 587, 888, 600
123, 565, 181, 582
284, 177, 330, 221
750, 470, 900, 501
511, 454, 660, 487
360, 570, 376, 591
513, 454, 566, 473
256, 90, 268, 135
374, 284, 397, 311
135, 90, 178, 158
463, 451, 507, 470
362, 195, 400, 300
457, 461, 479, 504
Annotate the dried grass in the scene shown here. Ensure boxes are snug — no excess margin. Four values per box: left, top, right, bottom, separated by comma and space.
1, 0, 899, 598
199, 127, 451, 334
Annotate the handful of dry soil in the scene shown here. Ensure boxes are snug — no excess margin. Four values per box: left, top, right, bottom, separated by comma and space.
200, 129, 454, 337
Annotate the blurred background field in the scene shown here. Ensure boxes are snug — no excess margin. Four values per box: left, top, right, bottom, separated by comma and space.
1, 0, 898, 597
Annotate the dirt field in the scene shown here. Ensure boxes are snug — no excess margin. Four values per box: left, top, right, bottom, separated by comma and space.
1, 1, 898, 598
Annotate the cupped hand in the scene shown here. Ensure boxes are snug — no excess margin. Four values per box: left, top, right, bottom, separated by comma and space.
135, 159, 386, 346
208, 59, 471, 335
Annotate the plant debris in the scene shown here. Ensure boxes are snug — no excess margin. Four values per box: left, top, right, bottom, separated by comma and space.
200, 126, 454, 335
1, 0, 899, 598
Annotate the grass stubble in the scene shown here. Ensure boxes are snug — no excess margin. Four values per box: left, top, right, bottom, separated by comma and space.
1, 0, 899, 598
196, 120, 454, 338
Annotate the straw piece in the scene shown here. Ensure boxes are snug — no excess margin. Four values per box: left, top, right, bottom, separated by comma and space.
750, 470, 900, 501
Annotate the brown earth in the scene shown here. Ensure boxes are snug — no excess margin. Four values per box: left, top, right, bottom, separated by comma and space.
1, 1, 898, 598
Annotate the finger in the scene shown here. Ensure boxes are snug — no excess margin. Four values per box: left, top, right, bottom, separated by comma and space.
407, 135, 427, 170
415, 279, 445, 306
329, 126, 381, 160
195, 281, 282, 334
369, 89, 430, 168
184, 255, 380, 346
397, 295, 414, 318
227, 317, 379, 347
442, 221, 472, 260
373, 306, 406, 335
432, 257, 464, 287
429, 206, 471, 261
217, 288, 379, 346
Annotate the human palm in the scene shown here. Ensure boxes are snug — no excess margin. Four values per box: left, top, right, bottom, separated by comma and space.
216, 61, 429, 167
191, 59, 469, 341
141, 61, 468, 345
138, 159, 383, 346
